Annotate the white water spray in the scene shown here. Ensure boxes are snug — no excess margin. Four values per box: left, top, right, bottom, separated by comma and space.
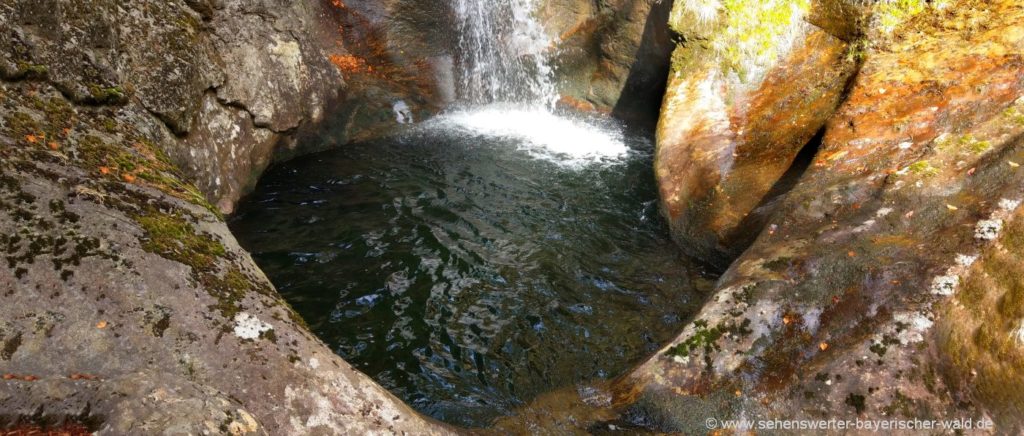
452, 0, 557, 107
445, 0, 629, 165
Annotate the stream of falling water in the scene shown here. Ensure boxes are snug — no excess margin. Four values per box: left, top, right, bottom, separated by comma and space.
452, 0, 557, 107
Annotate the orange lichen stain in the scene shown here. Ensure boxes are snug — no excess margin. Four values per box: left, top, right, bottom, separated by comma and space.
69, 373, 97, 380
557, 95, 609, 115
871, 234, 917, 248
558, 17, 598, 43
329, 54, 371, 74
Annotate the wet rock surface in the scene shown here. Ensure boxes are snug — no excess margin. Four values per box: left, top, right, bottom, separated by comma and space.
654, 0, 860, 269
539, 0, 675, 127
632, 0, 1024, 432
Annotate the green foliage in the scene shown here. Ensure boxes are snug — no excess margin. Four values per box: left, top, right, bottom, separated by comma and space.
1004, 106, 1024, 126
936, 134, 993, 155
874, 0, 950, 33
667, 319, 724, 358
15, 62, 48, 78
668, 0, 812, 80
136, 210, 226, 268
87, 84, 127, 104
908, 160, 939, 176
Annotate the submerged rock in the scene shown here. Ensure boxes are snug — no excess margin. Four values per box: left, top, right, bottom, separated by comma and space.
628, 0, 1024, 432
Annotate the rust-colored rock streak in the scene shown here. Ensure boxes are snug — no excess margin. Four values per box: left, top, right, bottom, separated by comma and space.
656, 25, 856, 268
624, 1, 1024, 432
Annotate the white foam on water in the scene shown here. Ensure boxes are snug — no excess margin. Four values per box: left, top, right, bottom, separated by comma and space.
433, 105, 630, 166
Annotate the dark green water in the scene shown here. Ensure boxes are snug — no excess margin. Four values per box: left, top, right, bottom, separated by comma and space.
229, 109, 706, 427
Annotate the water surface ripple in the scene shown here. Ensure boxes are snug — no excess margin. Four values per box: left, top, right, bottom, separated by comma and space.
230, 110, 706, 426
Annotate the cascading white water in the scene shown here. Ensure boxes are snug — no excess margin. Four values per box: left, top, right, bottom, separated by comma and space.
452, 0, 557, 107
442, 0, 630, 165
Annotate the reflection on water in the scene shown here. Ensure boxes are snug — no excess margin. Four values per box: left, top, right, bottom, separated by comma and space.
230, 108, 707, 427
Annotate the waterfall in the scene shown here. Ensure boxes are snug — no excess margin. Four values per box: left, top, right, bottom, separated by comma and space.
440, 0, 629, 166
452, 0, 557, 107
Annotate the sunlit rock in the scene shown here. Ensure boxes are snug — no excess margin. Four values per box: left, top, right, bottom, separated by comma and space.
622, 0, 1024, 431
654, 0, 860, 268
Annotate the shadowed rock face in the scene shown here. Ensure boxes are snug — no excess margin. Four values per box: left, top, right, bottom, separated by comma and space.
0, 0, 455, 433
538, 0, 676, 127
624, 0, 1024, 432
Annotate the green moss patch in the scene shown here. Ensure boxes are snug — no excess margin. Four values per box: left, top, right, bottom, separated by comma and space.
668, 0, 812, 80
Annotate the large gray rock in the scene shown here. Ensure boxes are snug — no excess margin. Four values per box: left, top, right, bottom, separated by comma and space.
0, 0, 452, 214
0, 79, 453, 435
0, 0, 456, 433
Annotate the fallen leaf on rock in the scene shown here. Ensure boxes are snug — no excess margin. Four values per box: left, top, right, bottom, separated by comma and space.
947, 204, 959, 211
22, 375, 38, 382
48, 142, 60, 150
99, 167, 110, 175
1010, 161, 1021, 168
819, 342, 830, 351
968, 167, 976, 176
123, 173, 136, 183
25, 134, 37, 143
2, 374, 15, 380
96, 320, 108, 329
